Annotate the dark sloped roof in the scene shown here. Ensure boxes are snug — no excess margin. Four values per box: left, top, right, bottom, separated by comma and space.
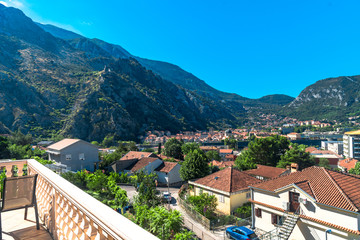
155, 162, 178, 173
130, 157, 159, 172
194, 167, 260, 193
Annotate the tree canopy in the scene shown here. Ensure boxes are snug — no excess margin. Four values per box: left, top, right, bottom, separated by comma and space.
180, 149, 210, 181
277, 143, 316, 170
163, 138, 183, 160
235, 135, 290, 170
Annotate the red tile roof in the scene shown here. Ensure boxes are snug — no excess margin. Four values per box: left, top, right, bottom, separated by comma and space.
338, 158, 358, 170
305, 147, 318, 153
245, 165, 288, 179
155, 161, 178, 173
251, 166, 360, 212
219, 149, 233, 154
210, 160, 235, 168
47, 139, 80, 150
121, 151, 155, 160
193, 167, 260, 193
130, 157, 160, 172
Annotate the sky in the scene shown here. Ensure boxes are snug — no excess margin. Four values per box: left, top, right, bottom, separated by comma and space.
1, 0, 360, 99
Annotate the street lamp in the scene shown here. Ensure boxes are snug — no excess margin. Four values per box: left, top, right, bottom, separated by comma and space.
325, 229, 331, 240
164, 176, 170, 209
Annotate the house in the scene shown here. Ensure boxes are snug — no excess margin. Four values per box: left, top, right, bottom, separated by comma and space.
125, 157, 163, 174
321, 141, 343, 155
338, 158, 358, 172
199, 146, 219, 153
287, 132, 302, 140
189, 167, 260, 215
155, 161, 182, 185
47, 139, 99, 172
249, 166, 360, 240
219, 149, 233, 160
245, 164, 289, 180
309, 149, 343, 168
210, 160, 235, 169
111, 154, 182, 185
120, 151, 157, 160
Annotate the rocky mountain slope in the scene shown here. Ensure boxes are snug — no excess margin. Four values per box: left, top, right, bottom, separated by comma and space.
283, 75, 360, 120
0, 4, 247, 141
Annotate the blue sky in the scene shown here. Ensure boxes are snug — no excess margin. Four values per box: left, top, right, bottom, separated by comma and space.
2, 0, 360, 99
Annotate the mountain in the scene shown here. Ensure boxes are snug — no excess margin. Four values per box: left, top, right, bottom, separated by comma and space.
283, 75, 360, 120
0, 5, 249, 141
37, 23, 294, 110
36, 23, 83, 40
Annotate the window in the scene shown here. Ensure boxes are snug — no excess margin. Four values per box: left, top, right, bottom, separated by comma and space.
246, 192, 251, 199
218, 194, 225, 203
255, 208, 262, 218
79, 153, 85, 161
66, 154, 71, 161
271, 213, 282, 225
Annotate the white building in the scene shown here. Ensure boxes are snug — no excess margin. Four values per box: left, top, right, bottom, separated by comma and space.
343, 130, 360, 159
321, 140, 343, 155
249, 166, 360, 240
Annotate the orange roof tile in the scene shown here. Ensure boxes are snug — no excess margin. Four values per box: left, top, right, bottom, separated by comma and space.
47, 139, 81, 150
219, 149, 233, 154
245, 165, 288, 179
210, 160, 235, 168
130, 157, 160, 172
251, 166, 360, 212
155, 162, 178, 173
338, 158, 358, 170
120, 151, 155, 160
193, 167, 260, 193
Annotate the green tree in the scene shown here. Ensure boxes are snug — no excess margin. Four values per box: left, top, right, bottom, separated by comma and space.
85, 170, 108, 192
187, 193, 217, 218
180, 149, 210, 181
8, 144, 32, 159
102, 135, 115, 147
318, 158, 330, 169
174, 231, 196, 240
158, 143, 162, 154
164, 138, 183, 160
0, 136, 10, 159
131, 171, 160, 207
235, 135, 290, 169
142, 148, 155, 152
181, 143, 200, 155
349, 162, 360, 175
224, 137, 238, 150
277, 144, 316, 170
8, 130, 32, 146
134, 205, 184, 239
206, 150, 221, 161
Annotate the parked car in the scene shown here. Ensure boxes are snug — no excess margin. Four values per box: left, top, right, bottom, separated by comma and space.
162, 191, 172, 202
226, 226, 259, 240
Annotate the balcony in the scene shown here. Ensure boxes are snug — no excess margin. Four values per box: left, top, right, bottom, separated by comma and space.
0, 159, 158, 240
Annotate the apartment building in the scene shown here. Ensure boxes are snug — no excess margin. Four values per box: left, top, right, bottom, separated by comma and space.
343, 130, 360, 159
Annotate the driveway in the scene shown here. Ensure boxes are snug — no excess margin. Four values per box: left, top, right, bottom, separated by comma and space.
119, 184, 180, 204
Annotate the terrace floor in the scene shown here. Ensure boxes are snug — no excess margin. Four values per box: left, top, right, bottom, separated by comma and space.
1, 207, 53, 240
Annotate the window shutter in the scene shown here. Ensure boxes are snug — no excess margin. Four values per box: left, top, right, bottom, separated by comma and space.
271, 213, 277, 224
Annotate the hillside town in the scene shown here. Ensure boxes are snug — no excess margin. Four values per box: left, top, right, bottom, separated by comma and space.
2, 123, 360, 240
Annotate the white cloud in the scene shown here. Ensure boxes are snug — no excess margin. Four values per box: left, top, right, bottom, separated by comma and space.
0, 1, 8, 6
1, 0, 24, 9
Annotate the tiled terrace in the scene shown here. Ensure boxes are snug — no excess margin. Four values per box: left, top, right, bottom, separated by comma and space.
2, 208, 52, 240
0, 159, 158, 240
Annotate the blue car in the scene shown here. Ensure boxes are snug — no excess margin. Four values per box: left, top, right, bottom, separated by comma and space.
226, 226, 259, 240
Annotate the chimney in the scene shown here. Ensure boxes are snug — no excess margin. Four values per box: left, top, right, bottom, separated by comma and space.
291, 163, 299, 173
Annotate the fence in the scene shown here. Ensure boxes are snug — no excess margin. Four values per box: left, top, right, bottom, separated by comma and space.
183, 218, 217, 240
177, 197, 211, 229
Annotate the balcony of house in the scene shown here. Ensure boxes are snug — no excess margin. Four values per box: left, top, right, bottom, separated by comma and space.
0, 159, 158, 240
